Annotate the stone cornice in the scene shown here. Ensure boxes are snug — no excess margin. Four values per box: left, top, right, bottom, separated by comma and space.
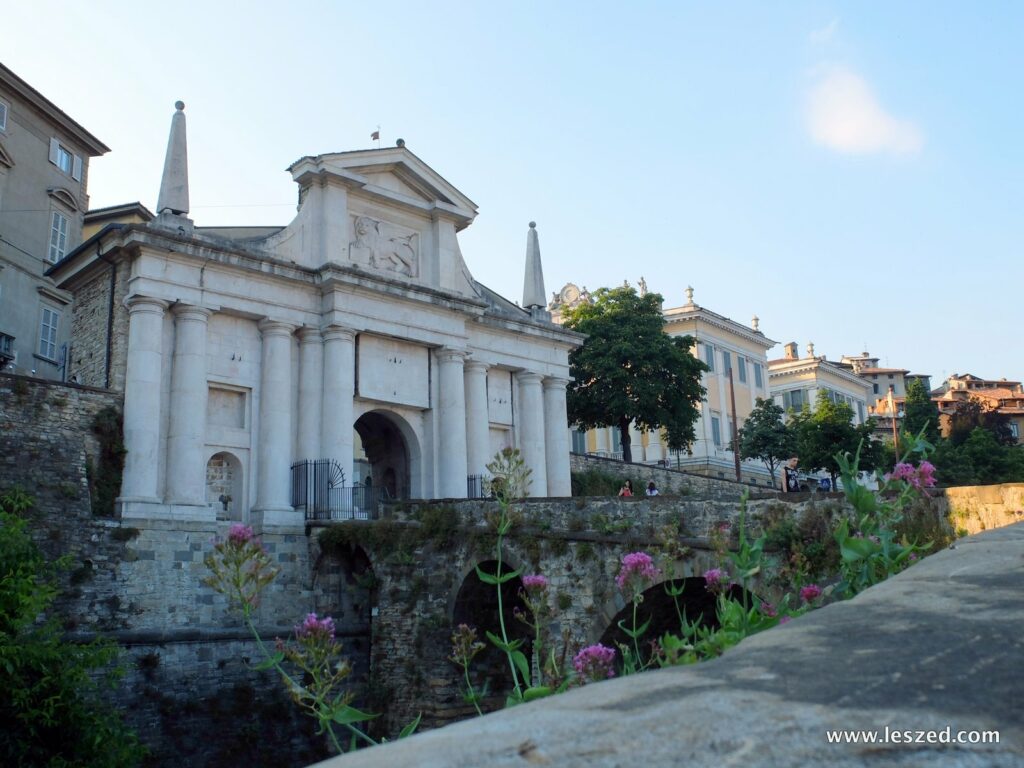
663, 305, 777, 349
769, 358, 871, 391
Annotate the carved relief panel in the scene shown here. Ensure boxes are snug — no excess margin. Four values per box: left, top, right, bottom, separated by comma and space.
348, 215, 420, 278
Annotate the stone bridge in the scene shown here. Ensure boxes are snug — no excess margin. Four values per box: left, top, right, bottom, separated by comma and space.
307, 494, 817, 733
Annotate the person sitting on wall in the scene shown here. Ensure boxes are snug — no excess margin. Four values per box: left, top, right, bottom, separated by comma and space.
783, 457, 801, 493
645, 481, 660, 496
618, 480, 634, 497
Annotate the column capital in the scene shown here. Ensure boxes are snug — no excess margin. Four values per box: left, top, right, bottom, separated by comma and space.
258, 318, 297, 337
542, 376, 569, 391
516, 371, 544, 386
125, 295, 169, 315
171, 303, 213, 322
297, 326, 324, 344
464, 359, 490, 375
321, 324, 356, 343
437, 347, 468, 364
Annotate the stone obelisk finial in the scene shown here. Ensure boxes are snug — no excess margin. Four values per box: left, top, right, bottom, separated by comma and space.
522, 221, 549, 319
156, 101, 190, 221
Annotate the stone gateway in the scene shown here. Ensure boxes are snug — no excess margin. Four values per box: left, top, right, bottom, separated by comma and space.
48, 103, 583, 529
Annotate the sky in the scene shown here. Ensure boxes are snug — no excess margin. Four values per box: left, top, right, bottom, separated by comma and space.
4, 1, 1022, 385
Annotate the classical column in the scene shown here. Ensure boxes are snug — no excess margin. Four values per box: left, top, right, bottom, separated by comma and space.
629, 421, 644, 462
542, 377, 572, 496
646, 428, 665, 464
321, 325, 355, 485
437, 348, 468, 498
120, 297, 169, 502
297, 327, 324, 461
464, 359, 491, 480
166, 304, 212, 506
254, 320, 296, 520
516, 372, 547, 496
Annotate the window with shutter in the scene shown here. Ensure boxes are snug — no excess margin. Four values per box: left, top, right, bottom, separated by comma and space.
39, 306, 60, 360
72, 154, 82, 181
0, 101, 7, 132
737, 356, 747, 383
48, 211, 68, 262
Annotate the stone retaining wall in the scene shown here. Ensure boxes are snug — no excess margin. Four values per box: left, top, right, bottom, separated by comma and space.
570, 452, 781, 501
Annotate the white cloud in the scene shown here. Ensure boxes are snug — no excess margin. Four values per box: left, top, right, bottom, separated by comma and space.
805, 67, 923, 155
809, 18, 839, 44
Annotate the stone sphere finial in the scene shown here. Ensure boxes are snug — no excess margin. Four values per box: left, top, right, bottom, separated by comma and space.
685, 285, 694, 304
807, 342, 815, 358
752, 315, 760, 331
175, 100, 185, 111
529, 221, 536, 229
396, 138, 406, 148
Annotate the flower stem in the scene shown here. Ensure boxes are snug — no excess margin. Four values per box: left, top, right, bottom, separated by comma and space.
494, 505, 523, 698
462, 662, 483, 716
631, 599, 643, 672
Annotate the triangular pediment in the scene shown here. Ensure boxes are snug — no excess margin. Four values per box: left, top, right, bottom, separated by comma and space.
289, 147, 478, 223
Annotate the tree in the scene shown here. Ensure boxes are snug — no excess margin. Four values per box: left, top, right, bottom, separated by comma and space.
738, 397, 795, 487
563, 285, 708, 463
792, 391, 879, 490
0, 488, 144, 767
947, 399, 1015, 447
902, 380, 940, 445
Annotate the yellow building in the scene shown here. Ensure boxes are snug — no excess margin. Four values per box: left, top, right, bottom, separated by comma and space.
558, 285, 778, 485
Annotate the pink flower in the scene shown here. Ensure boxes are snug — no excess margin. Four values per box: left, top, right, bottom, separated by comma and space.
615, 552, 661, 597
295, 612, 335, 641
703, 568, 724, 589
573, 644, 616, 682
800, 584, 822, 603
779, 615, 792, 625
522, 574, 549, 593
759, 601, 777, 618
227, 524, 255, 546
908, 552, 919, 562
886, 461, 937, 490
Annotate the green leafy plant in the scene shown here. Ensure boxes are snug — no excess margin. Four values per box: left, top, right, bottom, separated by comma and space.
204, 524, 419, 754
0, 487, 145, 767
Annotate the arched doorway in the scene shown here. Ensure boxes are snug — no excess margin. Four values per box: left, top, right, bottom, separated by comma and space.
354, 411, 416, 499
451, 561, 531, 709
598, 578, 748, 671
206, 451, 243, 521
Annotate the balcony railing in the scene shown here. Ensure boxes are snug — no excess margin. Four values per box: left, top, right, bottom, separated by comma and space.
291, 459, 388, 521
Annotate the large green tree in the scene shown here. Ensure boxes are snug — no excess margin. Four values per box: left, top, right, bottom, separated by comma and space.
792, 391, 880, 489
902, 379, 940, 445
738, 397, 795, 488
947, 399, 1015, 447
563, 285, 707, 463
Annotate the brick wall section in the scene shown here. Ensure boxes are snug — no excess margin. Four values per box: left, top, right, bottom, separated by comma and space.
570, 452, 782, 501
944, 483, 1024, 535
67, 257, 130, 390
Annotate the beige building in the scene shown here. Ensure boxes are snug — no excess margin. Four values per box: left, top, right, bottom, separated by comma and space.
82, 202, 154, 240
556, 284, 778, 485
769, 342, 872, 425
837, 351, 931, 441
934, 374, 1024, 445
0, 63, 108, 379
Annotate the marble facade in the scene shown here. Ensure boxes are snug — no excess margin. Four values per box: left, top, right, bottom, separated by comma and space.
51, 106, 582, 529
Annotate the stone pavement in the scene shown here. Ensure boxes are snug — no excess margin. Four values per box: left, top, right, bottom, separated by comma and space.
316, 523, 1023, 767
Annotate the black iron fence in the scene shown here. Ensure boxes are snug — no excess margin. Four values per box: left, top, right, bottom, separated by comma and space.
291, 459, 387, 521
467, 474, 489, 499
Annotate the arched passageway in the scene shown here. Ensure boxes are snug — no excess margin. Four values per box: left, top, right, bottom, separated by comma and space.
354, 411, 415, 499
451, 561, 531, 706
598, 578, 750, 669
205, 451, 243, 521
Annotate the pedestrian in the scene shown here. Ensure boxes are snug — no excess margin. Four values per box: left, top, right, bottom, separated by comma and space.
618, 480, 633, 497
645, 481, 659, 496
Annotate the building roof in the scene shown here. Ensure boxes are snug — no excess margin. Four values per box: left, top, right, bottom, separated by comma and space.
0, 63, 110, 155
84, 202, 155, 224
856, 367, 910, 374
663, 300, 777, 349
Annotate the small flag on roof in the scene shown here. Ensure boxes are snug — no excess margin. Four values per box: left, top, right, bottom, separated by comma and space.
370, 130, 380, 141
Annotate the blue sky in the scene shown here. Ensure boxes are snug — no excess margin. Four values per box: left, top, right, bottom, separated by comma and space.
5, 1, 1022, 385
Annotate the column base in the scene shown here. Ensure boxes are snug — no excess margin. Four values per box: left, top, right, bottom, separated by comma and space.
119, 499, 216, 522
250, 506, 305, 531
